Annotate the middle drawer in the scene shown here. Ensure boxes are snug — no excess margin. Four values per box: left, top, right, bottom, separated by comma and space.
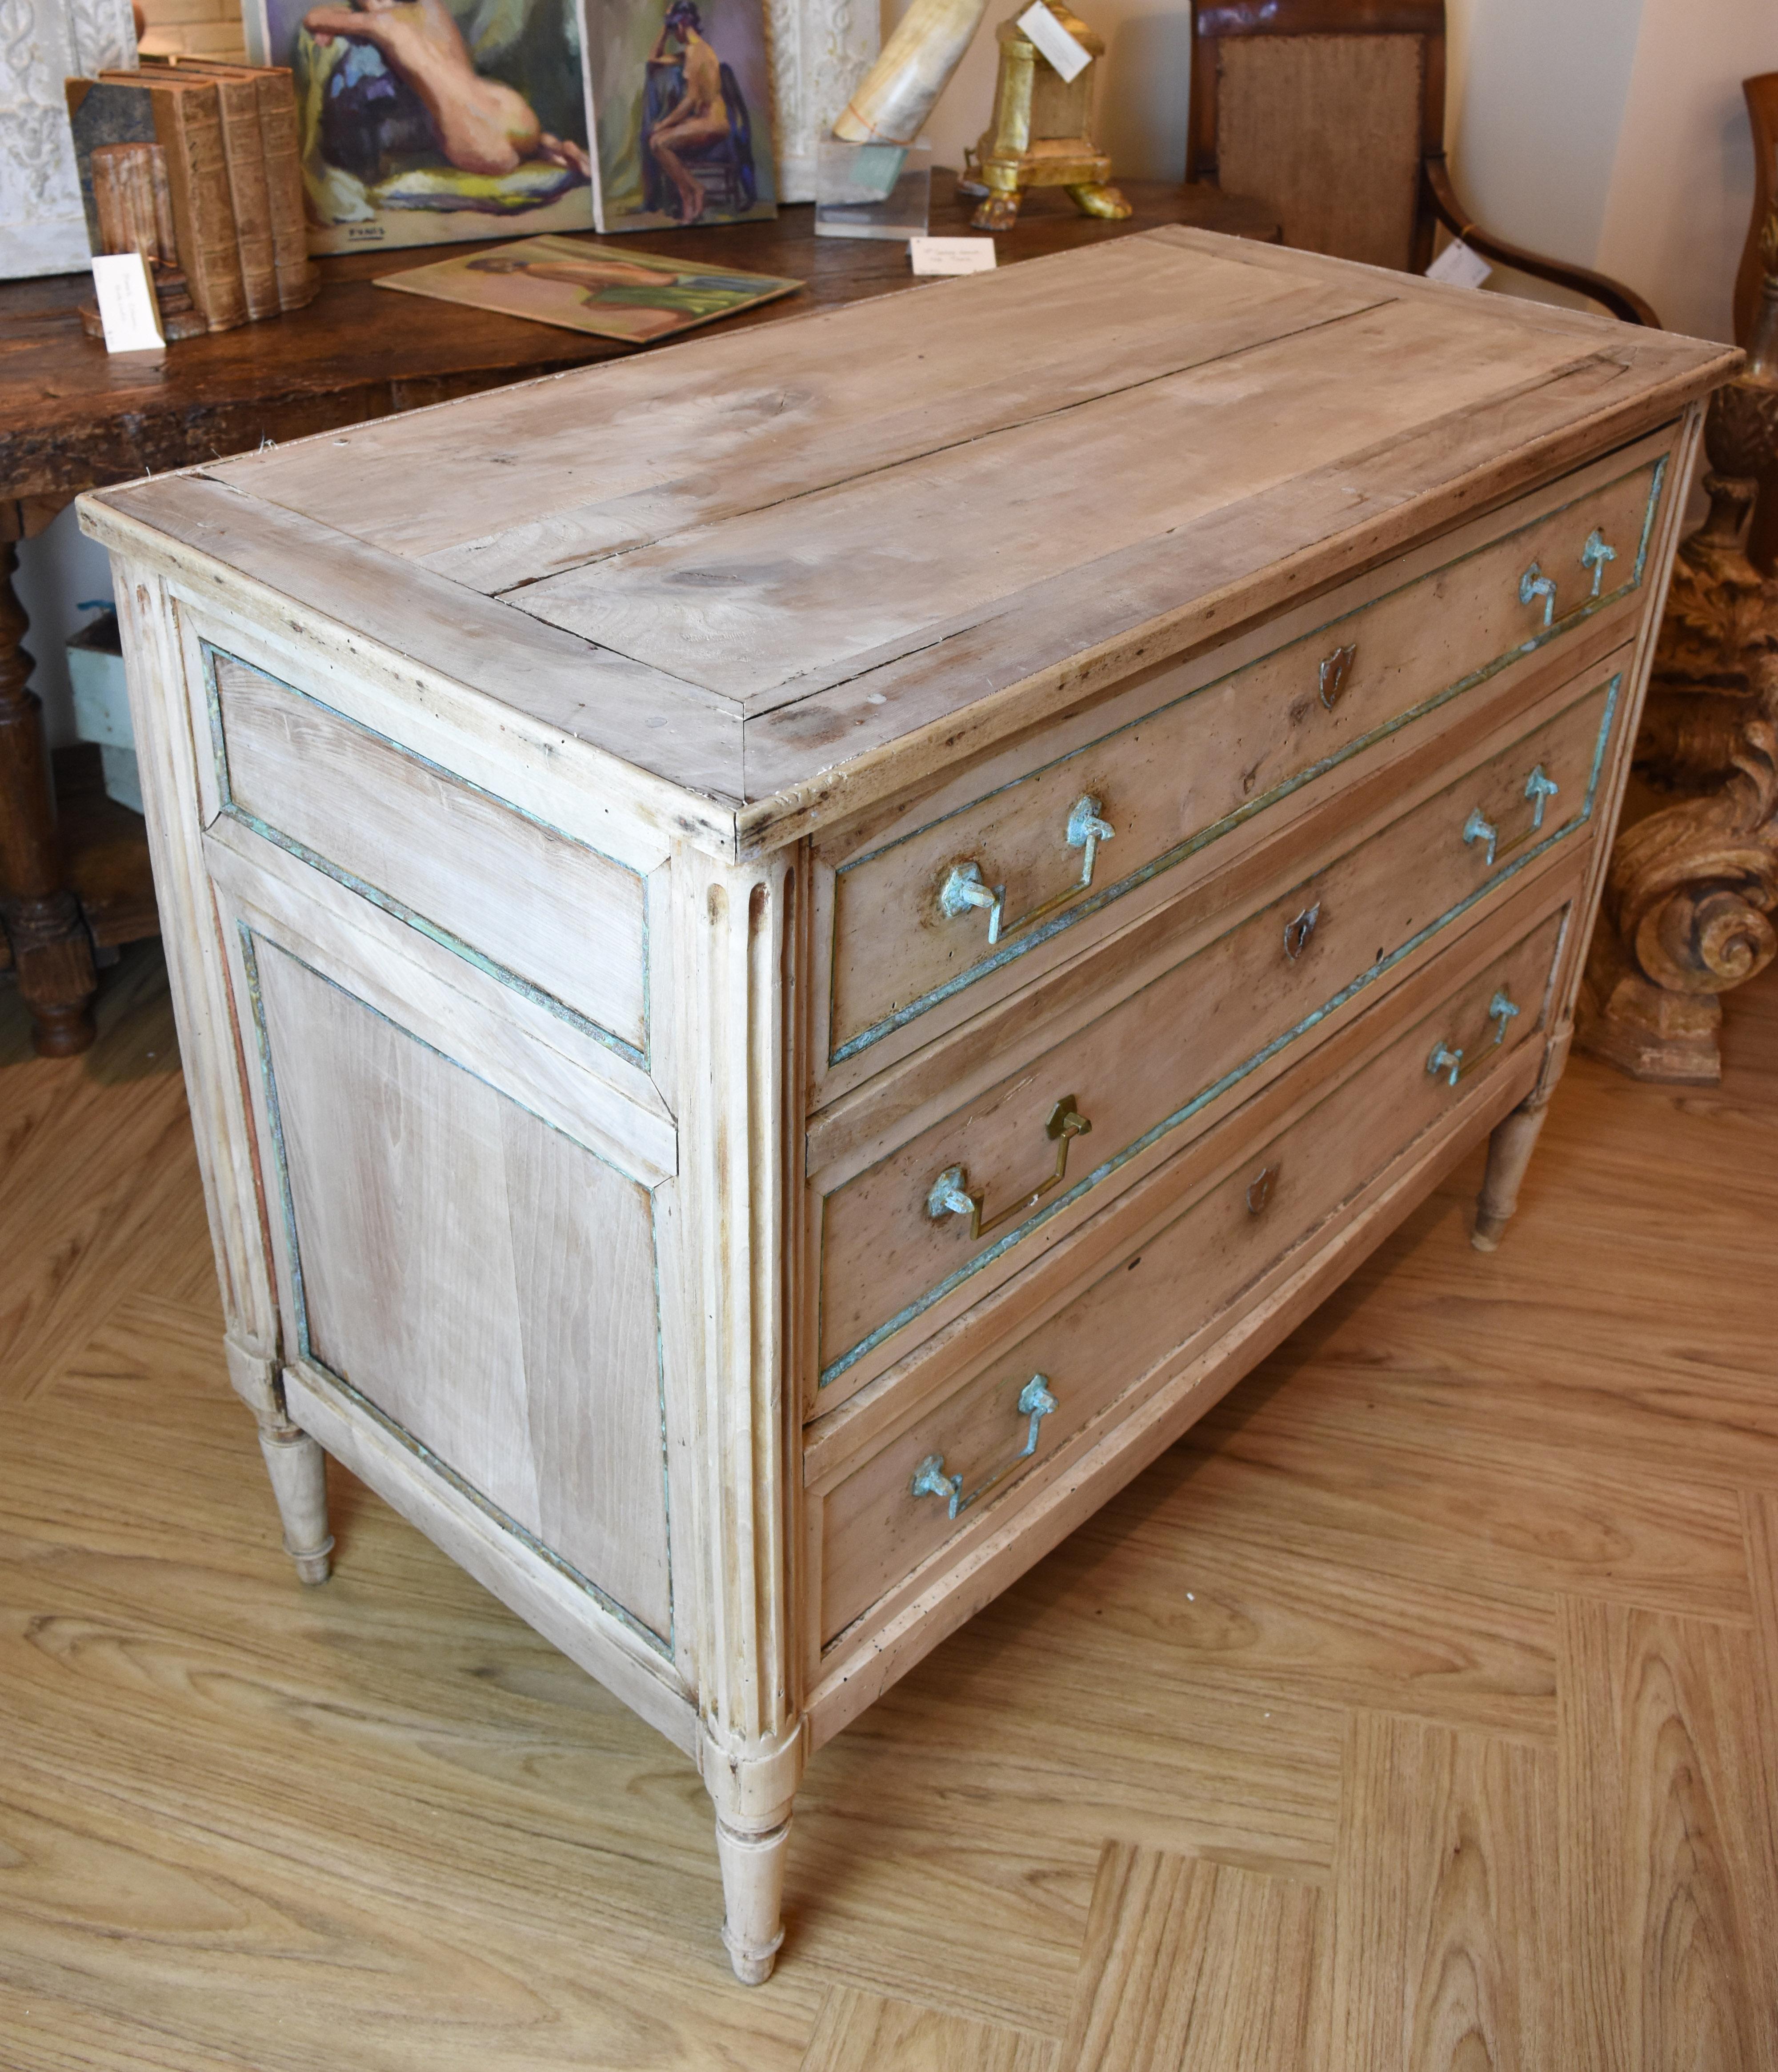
814, 664, 1620, 1393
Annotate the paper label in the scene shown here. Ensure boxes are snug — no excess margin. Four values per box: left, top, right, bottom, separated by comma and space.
1017, 1, 1092, 83
910, 236, 998, 276
91, 251, 165, 352
1426, 236, 1492, 291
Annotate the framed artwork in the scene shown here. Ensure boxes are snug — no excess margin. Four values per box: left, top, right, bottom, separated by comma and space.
583, 0, 777, 232
377, 232, 800, 339
247, 0, 597, 254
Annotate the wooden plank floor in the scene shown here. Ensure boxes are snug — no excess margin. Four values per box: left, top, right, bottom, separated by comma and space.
4, 943, 1776, 2072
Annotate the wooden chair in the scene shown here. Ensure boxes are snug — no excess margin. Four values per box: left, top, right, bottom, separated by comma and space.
1186, 0, 1659, 326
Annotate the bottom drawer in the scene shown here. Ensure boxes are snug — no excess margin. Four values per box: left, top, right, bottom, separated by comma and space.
816, 898, 1569, 1648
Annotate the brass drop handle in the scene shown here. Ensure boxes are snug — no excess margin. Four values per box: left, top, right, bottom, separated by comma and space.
938, 795, 1116, 950
1462, 763, 1560, 870
1427, 990, 1522, 1089
910, 1375, 1058, 1521
1581, 528, 1617, 597
926, 1095, 1093, 1241
1519, 562, 1558, 629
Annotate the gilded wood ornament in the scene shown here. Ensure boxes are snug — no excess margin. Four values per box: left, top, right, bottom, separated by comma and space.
1580, 214, 1778, 1084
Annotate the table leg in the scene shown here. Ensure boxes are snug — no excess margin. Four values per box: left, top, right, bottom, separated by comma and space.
0, 536, 97, 1055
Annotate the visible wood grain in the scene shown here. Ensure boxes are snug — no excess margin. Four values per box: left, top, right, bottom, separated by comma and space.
817, 909, 1563, 1643
800, 1988, 1056, 2072
214, 655, 649, 1050
1329, 1715, 1553, 2072
255, 940, 673, 1638
509, 297, 1642, 703
824, 457, 1656, 1055
816, 684, 1602, 1373
1056, 1844, 1325, 2072
0, 180, 1278, 507
1558, 1596, 1778, 2072
232, 236, 1371, 583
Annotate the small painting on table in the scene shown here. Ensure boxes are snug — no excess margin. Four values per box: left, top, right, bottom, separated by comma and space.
583, 0, 777, 232
376, 232, 800, 340
249, 0, 597, 253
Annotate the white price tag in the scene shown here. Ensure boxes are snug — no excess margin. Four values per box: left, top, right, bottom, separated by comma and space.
909, 236, 998, 276
91, 251, 165, 352
1426, 236, 1492, 291
1017, 0, 1092, 83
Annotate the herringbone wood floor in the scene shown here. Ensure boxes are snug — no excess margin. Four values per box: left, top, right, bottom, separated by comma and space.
3, 943, 1775, 2071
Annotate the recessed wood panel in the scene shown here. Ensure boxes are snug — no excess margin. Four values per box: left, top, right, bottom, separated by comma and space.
253, 939, 672, 1641
215, 655, 648, 1055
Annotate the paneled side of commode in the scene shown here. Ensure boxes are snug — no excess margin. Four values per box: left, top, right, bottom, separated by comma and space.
206, 650, 651, 1060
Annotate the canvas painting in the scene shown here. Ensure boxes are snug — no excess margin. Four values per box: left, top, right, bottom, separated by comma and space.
583, 0, 776, 232
376, 232, 799, 339
249, 0, 597, 254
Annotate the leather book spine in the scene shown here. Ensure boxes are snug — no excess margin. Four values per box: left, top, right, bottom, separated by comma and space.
256, 73, 319, 310
212, 73, 279, 321
104, 74, 248, 333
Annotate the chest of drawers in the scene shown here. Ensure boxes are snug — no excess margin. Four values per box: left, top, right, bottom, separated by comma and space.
80, 228, 1733, 1984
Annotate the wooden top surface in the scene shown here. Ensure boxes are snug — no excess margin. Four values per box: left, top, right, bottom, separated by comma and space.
5, 179, 1274, 508
84, 226, 1736, 854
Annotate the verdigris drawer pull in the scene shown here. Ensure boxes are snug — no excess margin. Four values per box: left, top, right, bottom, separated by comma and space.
1283, 902, 1321, 961
910, 1375, 1059, 1520
926, 1094, 1093, 1240
938, 795, 1116, 949
1428, 990, 1522, 1087
1581, 528, 1617, 596
1319, 642, 1357, 710
1462, 763, 1560, 869
1519, 561, 1558, 629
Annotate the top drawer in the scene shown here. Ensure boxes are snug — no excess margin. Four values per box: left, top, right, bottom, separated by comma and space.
206, 652, 649, 1060
826, 445, 1670, 1065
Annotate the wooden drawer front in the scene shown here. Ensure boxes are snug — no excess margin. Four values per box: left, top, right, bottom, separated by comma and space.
817, 903, 1566, 1647
209, 651, 649, 1059
827, 452, 1666, 1063
818, 668, 1618, 1387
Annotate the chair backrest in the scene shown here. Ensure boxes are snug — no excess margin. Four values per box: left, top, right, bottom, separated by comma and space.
1187, 1, 1446, 275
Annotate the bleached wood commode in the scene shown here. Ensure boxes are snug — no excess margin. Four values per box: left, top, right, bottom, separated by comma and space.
81, 232, 1732, 1982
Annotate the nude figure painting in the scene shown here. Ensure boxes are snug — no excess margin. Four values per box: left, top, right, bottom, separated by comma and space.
584, 0, 777, 232
376, 232, 799, 339
249, 0, 597, 253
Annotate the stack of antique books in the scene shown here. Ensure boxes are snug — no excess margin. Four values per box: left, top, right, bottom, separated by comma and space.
66, 57, 317, 338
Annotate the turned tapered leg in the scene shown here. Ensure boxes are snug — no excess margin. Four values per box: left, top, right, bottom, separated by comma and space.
716, 1804, 793, 1984
0, 535, 98, 1056
256, 1423, 334, 1584
1471, 1093, 1554, 1252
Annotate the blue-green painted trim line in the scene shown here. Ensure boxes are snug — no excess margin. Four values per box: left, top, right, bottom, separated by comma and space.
236, 924, 313, 1362
298, 1355, 675, 1657
200, 640, 649, 1072
238, 923, 673, 1658
221, 802, 649, 1072
819, 673, 1623, 1389
830, 456, 1667, 1068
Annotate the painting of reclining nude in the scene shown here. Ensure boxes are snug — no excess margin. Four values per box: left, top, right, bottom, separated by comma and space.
250, 0, 597, 253
584, 0, 776, 232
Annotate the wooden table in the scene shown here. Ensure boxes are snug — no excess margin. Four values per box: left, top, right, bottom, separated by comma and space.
0, 177, 1278, 1056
